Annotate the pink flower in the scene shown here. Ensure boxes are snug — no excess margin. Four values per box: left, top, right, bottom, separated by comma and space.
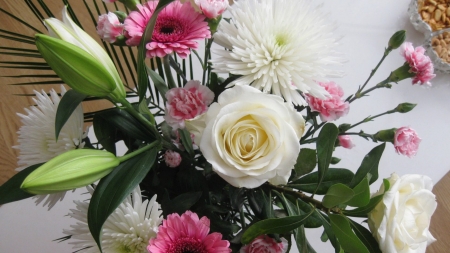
164, 150, 182, 167
97, 12, 124, 43
195, 0, 229, 19
394, 127, 421, 157
240, 235, 288, 253
124, 0, 211, 58
400, 42, 435, 86
305, 81, 349, 122
148, 211, 231, 253
338, 135, 355, 149
164, 80, 214, 129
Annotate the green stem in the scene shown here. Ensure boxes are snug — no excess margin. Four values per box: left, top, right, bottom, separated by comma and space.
163, 55, 177, 89
202, 38, 214, 85
265, 183, 341, 214
348, 77, 392, 103
342, 131, 377, 142
347, 47, 392, 102
347, 109, 396, 131
118, 140, 160, 162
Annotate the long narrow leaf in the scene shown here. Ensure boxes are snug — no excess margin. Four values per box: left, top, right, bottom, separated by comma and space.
88, 146, 159, 252
0, 7, 42, 33
314, 123, 338, 195
55, 90, 87, 140
0, 163, 41, 205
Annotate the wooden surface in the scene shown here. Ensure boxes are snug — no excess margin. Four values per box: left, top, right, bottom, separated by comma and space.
0, 1, 449, 252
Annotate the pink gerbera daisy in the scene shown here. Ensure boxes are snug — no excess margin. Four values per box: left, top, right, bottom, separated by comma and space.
147, 210, 231, 253
124, 0, 211, 58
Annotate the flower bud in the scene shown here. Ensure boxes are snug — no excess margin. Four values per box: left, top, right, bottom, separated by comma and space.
113, 11, 128, 23
374, 128, 397, 143
388, 30, 406, 50
395, 103, 416, 113
35, 34, 125, 102
21, 149, 120, 195
338, 123, 351, 133
118, 0, 140, 10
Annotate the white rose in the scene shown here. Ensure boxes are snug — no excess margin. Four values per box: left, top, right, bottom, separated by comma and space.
368, 173, 437, 253
192, 85, 305, 188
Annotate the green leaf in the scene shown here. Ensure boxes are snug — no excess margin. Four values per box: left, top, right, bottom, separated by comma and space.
343, 194, 384, 218
348, 143, 385, 188
137, 0, 175, 102
96, 108, 154, 142
88, 146, 159, 252
329, 214, 369, 253
293, 148, 316, 179
314, 210, 340, 253
161, 191, 202, 216
345, 177, 370, 207
147, 66, 169, 100
138, 99, 154, 120
322, 183, 354, 209
55, 89, 87, 140
178, 128, 194, 158
274, 192, 322, 228
241, 211, 314, 244
93, 114, 117, 154
290, 168, 354, 195
315, 123, 339, 195
0, 164, 40, 205
349, 219, 382, 253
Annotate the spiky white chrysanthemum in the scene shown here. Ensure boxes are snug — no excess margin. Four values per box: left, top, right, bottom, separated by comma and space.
64, 186, 162, 253
14, 85, 86, 209
211, 0, 345, 105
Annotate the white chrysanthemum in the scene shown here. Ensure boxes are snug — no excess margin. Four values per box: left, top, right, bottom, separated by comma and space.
14, 85, 86, 209
211, 0, 345, 105
64, 186, 162, 253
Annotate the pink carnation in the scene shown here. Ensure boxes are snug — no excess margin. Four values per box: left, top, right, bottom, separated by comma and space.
305, 81, 349, 122
394, 127, 421, 157
164, 150, 182, 167
164, 80, 214, 130
240, 235, 288, 253
400, 42, 435, 86
97, 12, 124, 43
195, 0, 229, 19
338, 135, 355, 149
148, 211, 231, 253
124, 0, 211, 58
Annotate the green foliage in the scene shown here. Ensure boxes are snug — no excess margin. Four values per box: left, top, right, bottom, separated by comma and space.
329, 214, 369, 253
348, 143, 385, 187
345, 176, 370, 207
0, 164, 40, 205
88, 146, 159, 252
55, 89, 86, 140
322, 183, 354, 209
315, 123, 339, 195
290, 168, 354, 195
293, 148, 317, 179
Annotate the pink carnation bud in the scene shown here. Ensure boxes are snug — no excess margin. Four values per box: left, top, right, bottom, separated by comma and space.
338, 135, 355, 149
394, 127, 421, 157
240, 235, 288, 253
164, 80, 214, 130
195, 0, 229, 19
306, 81, 349, 122
400, 42, 435, 86
164, 150, 182, 168
97, 12, 124, 43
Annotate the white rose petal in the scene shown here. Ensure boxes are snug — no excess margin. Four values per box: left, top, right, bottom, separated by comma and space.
194, 85, 305, 188
368, 173, 437, 253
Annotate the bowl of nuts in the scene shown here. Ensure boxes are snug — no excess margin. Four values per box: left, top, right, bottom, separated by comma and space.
409, 0, 450, 33
425, 29, 450, 73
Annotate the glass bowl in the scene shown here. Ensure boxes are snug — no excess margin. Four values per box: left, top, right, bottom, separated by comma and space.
424, 28, 450, 73
409, 0, 433, 34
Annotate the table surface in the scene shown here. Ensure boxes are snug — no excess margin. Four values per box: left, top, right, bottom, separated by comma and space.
1, 0, 450, 252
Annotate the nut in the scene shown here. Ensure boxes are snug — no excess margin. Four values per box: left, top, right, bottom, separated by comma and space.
419, 0, 450, 31
432, 31, 450, 64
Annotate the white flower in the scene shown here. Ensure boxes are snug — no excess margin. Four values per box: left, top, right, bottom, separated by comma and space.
64, 186, 162, 253
14, 85, 85, 209
211, 0, 345, 106
191, 85, 305, 188
368, 173, 437, 253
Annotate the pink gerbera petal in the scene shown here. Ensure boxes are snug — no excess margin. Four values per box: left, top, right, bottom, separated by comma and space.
124, 0, 211, 58
148, 211, 231, 253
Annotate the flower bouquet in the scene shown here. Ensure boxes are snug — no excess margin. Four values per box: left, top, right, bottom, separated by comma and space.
0, 0, 439, 253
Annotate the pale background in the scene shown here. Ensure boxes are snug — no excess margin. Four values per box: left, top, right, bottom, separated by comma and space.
1, 0, 450, 252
